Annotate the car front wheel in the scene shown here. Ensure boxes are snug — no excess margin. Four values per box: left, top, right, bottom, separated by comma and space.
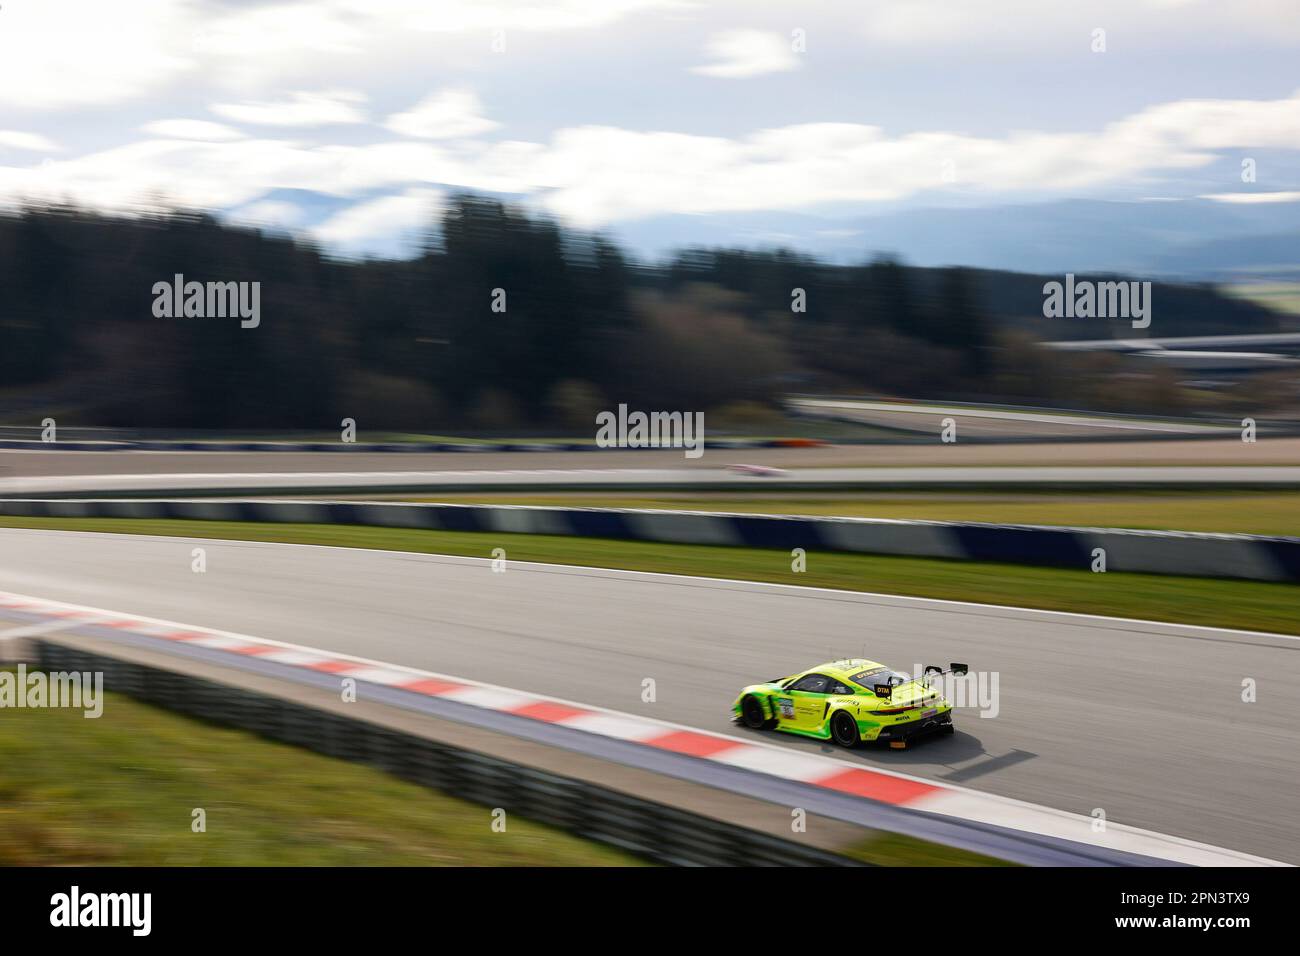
741, 695, 774, 730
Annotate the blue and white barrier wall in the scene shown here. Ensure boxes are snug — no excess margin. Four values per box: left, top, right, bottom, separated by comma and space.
0, 498, 1295, 583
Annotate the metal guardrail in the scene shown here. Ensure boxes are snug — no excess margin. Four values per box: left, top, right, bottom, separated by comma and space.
35, 640, 865, 868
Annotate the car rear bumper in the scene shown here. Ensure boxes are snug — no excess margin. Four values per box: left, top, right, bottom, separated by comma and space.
871, 709, 953, 743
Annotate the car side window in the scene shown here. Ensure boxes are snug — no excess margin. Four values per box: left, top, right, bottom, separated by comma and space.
830, 682, 854, 695
789, 673, 831, 693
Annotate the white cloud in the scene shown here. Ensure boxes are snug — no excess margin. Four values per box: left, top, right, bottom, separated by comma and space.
0, 131, 60, 152
3, 91, 1299, 233
527, 91, 1300, 224
327, 0, 684, 33
211, 91, 368, 127
189, 0, 684, 89
4, 0, 1292, 121
227, 200, 307, 230
312, 188, 445, 249
183, 0, 685, 94
384, 89, 500, 139
0, 0, 193, 110
196, 4, 364, 61
691, 29, 800, 78
140, 120, 246, 142
1200, 191, 1300, 203
0, 137, 477, 213
858, 0, 1300, 49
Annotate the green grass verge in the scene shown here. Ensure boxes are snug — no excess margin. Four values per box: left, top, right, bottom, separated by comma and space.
843, 831, 1017, 867
0, 677, 642, 866
0, 669, 1000, 867
1223, 281, 1300, 316
1, 516, 1295, 634
402, 490, 1300, 537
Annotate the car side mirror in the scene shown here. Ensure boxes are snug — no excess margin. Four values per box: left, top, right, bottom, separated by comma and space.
950, 662, 969, 676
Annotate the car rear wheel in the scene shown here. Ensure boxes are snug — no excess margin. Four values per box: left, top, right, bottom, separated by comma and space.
741, 695, 774, 730
830, 711, 859, 748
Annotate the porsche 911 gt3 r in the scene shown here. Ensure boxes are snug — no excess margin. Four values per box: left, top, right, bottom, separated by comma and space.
731, 658, 968, 749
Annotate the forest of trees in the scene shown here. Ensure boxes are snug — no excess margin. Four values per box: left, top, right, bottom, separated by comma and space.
0, 195, 1286, 430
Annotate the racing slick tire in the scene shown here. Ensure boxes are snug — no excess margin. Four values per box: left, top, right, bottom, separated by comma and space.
830, 710, 860, 748
741, 695, 776, 730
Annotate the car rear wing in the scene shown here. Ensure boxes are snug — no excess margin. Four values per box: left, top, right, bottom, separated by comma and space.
873, 663, 968, 700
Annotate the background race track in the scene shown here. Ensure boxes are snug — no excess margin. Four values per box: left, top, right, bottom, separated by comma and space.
4, 436, 1300, 479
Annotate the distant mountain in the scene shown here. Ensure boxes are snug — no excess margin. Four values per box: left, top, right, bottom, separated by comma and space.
606, 198, 1300, 279
216, 191, 1300, 281
1149, 232, 1300, 278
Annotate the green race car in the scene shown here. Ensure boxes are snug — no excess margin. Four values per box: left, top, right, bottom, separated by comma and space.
732, 658, 968, 749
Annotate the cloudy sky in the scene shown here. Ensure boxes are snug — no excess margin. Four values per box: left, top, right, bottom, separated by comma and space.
1, 0, 1297, 257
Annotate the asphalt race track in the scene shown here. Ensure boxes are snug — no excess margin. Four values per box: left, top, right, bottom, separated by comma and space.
3, 436, 1300, 480
787, 398, 1237, 440
1, 527, 1296, 863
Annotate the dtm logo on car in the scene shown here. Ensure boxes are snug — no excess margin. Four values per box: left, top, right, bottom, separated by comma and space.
907, 664, 999, 719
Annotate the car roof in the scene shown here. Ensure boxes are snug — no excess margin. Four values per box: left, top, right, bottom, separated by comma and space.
806, 659, 886, 682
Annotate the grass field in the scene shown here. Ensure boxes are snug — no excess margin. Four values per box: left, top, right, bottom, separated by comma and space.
843, 831, 1015, 867
401, 489, 1300, 536
0, 672, 1001, 866
1, 516, 1295, 634
0, 676, 641, 866
1224, 281, 1300, 316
